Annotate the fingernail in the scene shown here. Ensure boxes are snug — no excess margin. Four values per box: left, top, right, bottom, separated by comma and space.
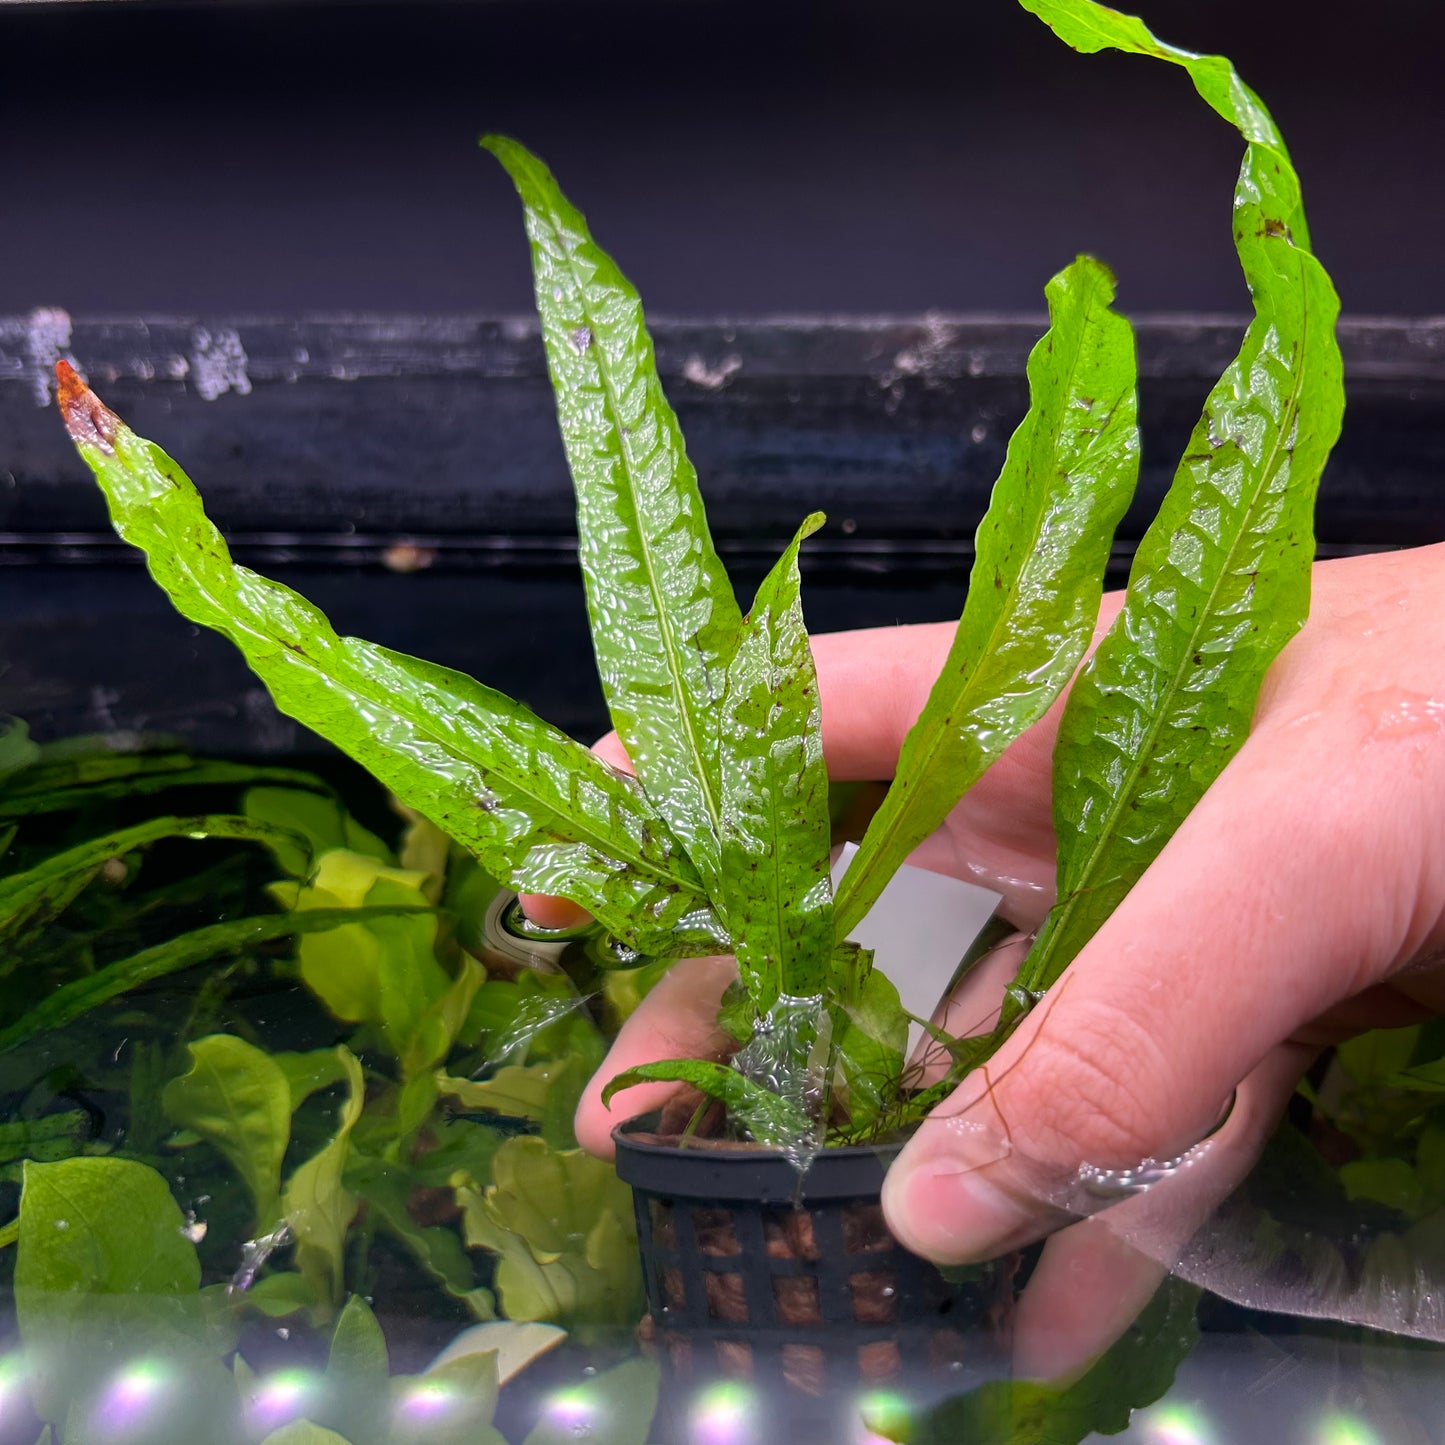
885, 1155, 1045, 1265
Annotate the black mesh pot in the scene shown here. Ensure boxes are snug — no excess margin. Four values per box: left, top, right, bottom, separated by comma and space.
613, 1115, 1014, 1438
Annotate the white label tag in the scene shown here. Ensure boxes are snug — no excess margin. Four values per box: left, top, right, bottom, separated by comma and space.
831, 841, 1002, 1051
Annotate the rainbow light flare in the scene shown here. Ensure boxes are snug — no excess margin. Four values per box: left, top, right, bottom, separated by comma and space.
97, 1360, 170, 1434
247, 1369, 317, 1431
543, 1385, 602, 1436
1315, 1414, 1381, 1445
856, 1388, 911, 1444
1138, 1402, 1215, 1445
0, 1354, 28, 1419
397, 1378, 461, 1422
687, 1381, 755, 1445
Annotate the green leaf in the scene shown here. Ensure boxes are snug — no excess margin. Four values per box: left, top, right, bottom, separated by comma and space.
344, 1156, 496, 1320
0, 1112, 90, 1166
260, 1425, 354, 1445
245, 785, 390, 875
162, 1033, 293, 1228
483, 135, 744, 899
242, 1270, 320, 1319
58, 365, 717, 954
0, 813, 309, 947
874, 1276, 1198, 1444
717, 515, 833, 1007
519, 1358, 660, 1445
320, 1296, 392, 1445
448, 1057, 595, 1151
835, 256, 1139, 939
15, 1157, 205, 1424
441, 1061, 574, 1123
0, 904, 434, 1054
458, 1136, 641, 1334
0, 716, 41, 783
830, 965, 908, 1137
0, 754, 329, 819
282, 1048, 365, 1311
401, 954, 487, 1081
602, 1057, 812, 1150
1338, 1027, 1421, 1086
390, 1354, 507, 1445
1339, 1158, 1424, 1217
272, 1049, 354, 1113
284, 851, 453, 1061
1014, 0, 1344, 1000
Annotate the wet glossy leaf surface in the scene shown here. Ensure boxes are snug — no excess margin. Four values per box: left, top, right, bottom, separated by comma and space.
717, 515, 832, 1007
602, 1056, 812, 1149
836, 256, 1139, 938
1015, 0, 1344, 998
484, 137, 743, 901
59, 370, 717, 954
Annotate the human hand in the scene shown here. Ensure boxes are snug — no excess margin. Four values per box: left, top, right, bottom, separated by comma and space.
558, 544, 1445, 1374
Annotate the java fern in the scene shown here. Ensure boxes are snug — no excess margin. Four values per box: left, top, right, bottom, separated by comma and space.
59, 0, 1343, 1152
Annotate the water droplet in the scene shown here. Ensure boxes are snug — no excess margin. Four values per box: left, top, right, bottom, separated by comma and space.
970, 424, 988, 444
569, 326, 593, 354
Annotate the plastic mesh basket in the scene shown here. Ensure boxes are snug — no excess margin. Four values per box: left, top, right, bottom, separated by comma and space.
614, 1118, 1011, 1413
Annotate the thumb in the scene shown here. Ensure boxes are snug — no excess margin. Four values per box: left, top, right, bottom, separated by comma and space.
881, 722, 1417, 1264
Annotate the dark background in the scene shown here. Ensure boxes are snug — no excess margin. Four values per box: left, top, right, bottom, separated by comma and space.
5, 0, 1445, 749
3, 0, 1443, 320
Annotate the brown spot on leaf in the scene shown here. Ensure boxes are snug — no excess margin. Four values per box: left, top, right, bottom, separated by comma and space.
55, 360, 118, 453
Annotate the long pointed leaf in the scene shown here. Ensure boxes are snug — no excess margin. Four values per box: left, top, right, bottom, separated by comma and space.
483, 136, 743, 898
0, 814, 310, 944
834, 255, 1139, 939
1015, 0, 1344, 997
0, 758, 329, 819
601, 1058, 812, 1150
0, 905, 434, 1053
57, 364, 718, 953
719, 514, 833, 1008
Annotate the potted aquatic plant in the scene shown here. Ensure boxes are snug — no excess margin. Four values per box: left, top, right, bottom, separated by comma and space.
52, 0, 1343, 1428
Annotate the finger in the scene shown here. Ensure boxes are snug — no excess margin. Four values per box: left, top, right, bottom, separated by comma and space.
811, 593, 1124, 782
809, 625, 956, 779
1010, 1043, 1304, 1380
573, 954, 737, 1158
909, 932, 1031, 1087
1012, 1222, 1167, 1383
517, 733, 637, 928
881, 705, 1431, 1265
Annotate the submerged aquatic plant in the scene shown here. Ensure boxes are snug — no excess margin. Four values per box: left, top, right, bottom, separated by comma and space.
55, 0, 1341, 1163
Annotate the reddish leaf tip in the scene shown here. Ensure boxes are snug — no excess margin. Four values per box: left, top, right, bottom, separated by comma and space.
54, 360, 118, 453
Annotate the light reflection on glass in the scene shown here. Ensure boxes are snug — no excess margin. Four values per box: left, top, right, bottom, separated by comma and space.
687, 1381, 754, 1444
398, 1379, 459, 1421
248, 1369, 316, 1431
1138, 1402, 1215, 1444
543, 1385, 599, 1436
0, 1353, 26, 1416
99, 1360, 169, 1433
1315, 1414, 1381, 1445
856, 1389, 910, 1444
